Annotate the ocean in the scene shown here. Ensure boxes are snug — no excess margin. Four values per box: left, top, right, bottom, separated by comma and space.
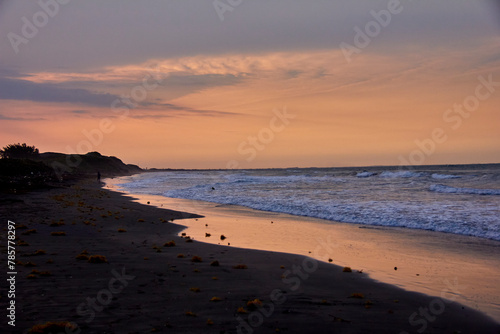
116, 163, 500, 242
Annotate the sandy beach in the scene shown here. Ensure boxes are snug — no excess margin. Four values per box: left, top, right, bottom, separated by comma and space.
106, 182, 500, 323
0, 178, 498, 334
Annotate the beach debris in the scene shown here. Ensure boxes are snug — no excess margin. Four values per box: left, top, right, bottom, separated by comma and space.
342, 267, 352, 272
205, 224, 208, 227
75, 254, 89, 260
147, 201, 150, 204
193, 269, 201, 273
330, 316, 351, 323
50, 231, 66, 236
137, 219, 145, 222
210, 296, 222, 302
237, 307, 248, 314
271, 221, 274, 224
350, 293, 365, 299
185, 311, 197, 317
220, 234, 227, 240
206, 318, 214, 326
88, 255, 108, 263
185, 237, 193, 243
117, 228, 127, 232
191, 256, 203, 263
28, 321, 78, 334
280, 265, 285, 269
365, 300, 373, 309
210, 260, 220, 266
357, 269, 364, 274
328, 258, 333, 263
205, 233, 211, 237
177, 254, 185, 258
394, 266, 398, 271
164, 240, 176, 247
247, 299, 263, 310
33, 250, 46, 256
46, 259, 53, 264
181, 232, 187, 237
233, 264, 248, 269
22, 229, 37, 235
27, 274, 37, 279
189, 287, 201, 293
212, 276, 218, 280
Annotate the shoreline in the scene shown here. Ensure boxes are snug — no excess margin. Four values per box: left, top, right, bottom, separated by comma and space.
2, 179, 499, 333
105, 177, 500, 324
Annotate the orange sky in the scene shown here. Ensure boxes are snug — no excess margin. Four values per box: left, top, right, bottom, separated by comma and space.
1, 2, 499, 169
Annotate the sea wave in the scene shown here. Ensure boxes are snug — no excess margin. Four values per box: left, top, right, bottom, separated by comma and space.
429, 184, 500, 196
162, 186, 500, 241
114, 167, 500, 242
379, 171, 425, 178
431, 173, 461, 179
356, 171, 377, 178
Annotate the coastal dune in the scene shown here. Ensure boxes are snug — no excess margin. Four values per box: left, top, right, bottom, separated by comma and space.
2, 178, 499, 333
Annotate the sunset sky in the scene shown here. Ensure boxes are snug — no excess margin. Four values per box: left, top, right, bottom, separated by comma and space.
1, 0, 499, 169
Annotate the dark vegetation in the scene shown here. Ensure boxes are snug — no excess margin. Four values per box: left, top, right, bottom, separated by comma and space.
0, 143, 142, 194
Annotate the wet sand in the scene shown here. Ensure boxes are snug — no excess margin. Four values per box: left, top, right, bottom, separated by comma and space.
127, 194, 500, 323
105, 176, 500, 323
1, 179, 499, 333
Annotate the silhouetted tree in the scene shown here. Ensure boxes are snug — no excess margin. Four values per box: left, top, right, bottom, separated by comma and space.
0, 143, 40, 159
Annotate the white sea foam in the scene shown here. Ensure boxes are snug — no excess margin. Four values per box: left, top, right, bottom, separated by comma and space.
431, 173, 461, 179
356, 171, 376, 178
117, 165, 500, 241
379, 171, 425, 178
429, 184, 500, 196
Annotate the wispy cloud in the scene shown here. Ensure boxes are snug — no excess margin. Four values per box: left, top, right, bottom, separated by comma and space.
0, 113, 45, 121
130, 107, 238, 119
0, 76, 118, 107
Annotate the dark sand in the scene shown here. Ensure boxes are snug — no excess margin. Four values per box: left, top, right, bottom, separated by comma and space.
1, 179, 499, 333
120, 189, 500, 323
